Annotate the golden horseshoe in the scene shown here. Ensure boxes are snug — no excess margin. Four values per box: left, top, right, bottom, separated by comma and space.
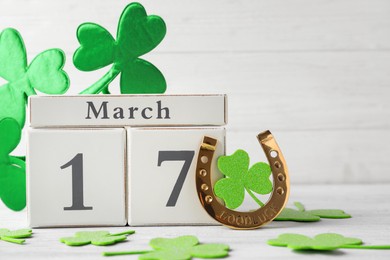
196, 130, 289, 230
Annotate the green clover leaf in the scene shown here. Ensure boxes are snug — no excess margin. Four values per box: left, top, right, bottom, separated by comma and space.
74, 3, 166, 95
103, 235, 230, 259
214, 149, 272, 209
0, 28, 69, 127
60, 230, 134, 246
268, 233, 362, 251
275, 202, 351, 222
0, 118, 26, 211
0, 228, 32, 244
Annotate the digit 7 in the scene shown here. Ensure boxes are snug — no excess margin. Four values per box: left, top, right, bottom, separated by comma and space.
157, 151, 195, 207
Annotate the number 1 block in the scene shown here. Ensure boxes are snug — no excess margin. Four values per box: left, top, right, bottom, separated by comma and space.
127, 127, 225, 226
27, 128, 126, 227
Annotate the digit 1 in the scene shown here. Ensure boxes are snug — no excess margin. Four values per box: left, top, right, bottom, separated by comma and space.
60, 153, 93, 211
157, 151, 195, 207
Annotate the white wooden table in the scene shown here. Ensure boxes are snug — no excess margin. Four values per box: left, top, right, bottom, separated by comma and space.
0, 184, 389, 259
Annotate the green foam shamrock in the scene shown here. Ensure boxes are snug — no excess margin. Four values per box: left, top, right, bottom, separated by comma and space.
275, 202, 351, 222
74, 2, 166, 95
0, 118, 26, 211
60, 230, 135, 246
214, 149, 272, 209
0, 28, 69, 127
268, 233, 362, 251
0, 228, 32, 244
103, 235, 230, 259
268, 233, 390, 251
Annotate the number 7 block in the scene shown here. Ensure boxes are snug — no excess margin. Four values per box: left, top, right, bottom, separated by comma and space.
127, 127, 225, 226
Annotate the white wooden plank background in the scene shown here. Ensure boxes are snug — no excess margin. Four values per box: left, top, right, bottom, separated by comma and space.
1, 0, 390, 183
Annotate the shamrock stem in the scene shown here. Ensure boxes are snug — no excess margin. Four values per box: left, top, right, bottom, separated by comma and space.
110, 230, 135, 236
294, 202, 305, 212
102, 250, 152, 256
341, 245, 390, 250
245, 188, 265, 207
0, 236, 25, 244
79, 66, 120, 94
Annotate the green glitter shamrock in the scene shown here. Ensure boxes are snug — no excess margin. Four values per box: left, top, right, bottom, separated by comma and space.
60, 230, 135, 246
0, 28, 69, 127
0, 118, 26, 211
268, 233, 390, 251
74, 2, 166, 95
0, 228, 32, 244
103, 235, 230, 259
275, 202, 351, 222
214, 149, 272, 209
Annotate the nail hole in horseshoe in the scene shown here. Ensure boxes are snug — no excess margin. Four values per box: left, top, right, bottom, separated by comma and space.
274, 161, 281, 168
201, 184, 209, 191
270, 150, 278, 158
201, 156, 209, 164
205, 195, 213, 204
199, 169, 207, 177
276, 187, 284, 195
277, 173, 285, 181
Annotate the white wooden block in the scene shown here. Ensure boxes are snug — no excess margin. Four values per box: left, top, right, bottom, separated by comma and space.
27, 128, 126, 227
127, 127, 225, 226
29, 95, 227, 127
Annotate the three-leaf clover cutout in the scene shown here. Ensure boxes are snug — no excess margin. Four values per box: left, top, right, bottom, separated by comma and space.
103, 235, 230, 259
74, 2, 167, 95
0, 228, 32, 244
268, 233, 390, 251
214, 149, 273, 209
0, 118, 26, 211
0, 28, 69, 127
60, 230, 135, 246
275, 202, 351, 222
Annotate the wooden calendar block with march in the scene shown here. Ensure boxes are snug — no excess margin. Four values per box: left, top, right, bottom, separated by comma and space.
27, 128, 126, 227
127, 127, 225, 226
27, 94, 227, 227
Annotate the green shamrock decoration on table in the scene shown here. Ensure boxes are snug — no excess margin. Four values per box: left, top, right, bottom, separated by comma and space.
0, 118, 26, 211
0, 28, 69, 127
268, 233, 390, 251
0, 228, 32, 244
74, 2, 167, 95
60, 230, 135, 246
214, 149, 273, 209
275, 202, 351, 222
103, 235, 230, 259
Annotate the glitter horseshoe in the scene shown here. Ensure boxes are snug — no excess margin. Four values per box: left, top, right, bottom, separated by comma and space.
196, 130, 289, 230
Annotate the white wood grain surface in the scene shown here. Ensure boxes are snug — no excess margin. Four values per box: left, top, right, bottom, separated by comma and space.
0, 184, 389, 259
1, 0, 389, 183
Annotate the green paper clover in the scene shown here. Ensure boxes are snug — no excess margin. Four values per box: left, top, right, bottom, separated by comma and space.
0, 28, 69, 127
60, 230, 135, 246
103, 235, 230, 259
0, 228, 32, 244
214, 149, 273, 209
275, 202, 351, 222
74, 2, 167, 95
268, 233, 362, 251
0, 118, 26, 211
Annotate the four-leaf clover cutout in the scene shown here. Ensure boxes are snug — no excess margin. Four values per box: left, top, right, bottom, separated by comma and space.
0, 28, 69, 127
103, 235, 230, 259
0, 228, 32, 244
60, 230, 135, 246
0, 118, 26, 211
74, 2, 167, 95
214, 149, 273, 209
